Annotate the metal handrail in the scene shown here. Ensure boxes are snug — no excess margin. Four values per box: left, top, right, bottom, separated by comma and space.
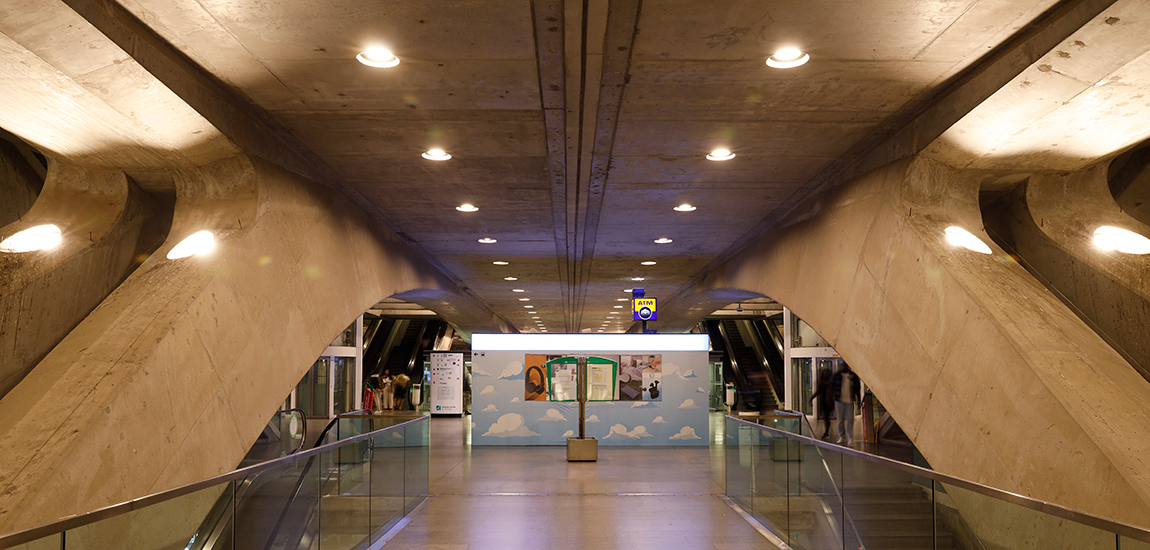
0, 415, 429, 548
726, 415, 1150, 543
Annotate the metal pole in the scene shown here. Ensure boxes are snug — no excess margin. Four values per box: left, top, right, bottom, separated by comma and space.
578, 357, 586, 439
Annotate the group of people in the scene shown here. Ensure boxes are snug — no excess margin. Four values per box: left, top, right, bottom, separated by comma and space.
810, 362, 861, 446
366, 372, 411, 412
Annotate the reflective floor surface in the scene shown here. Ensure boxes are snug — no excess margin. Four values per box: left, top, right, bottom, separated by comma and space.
381, 414, 780, 549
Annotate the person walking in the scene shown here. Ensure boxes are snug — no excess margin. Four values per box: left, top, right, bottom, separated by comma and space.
809, 369, 833, 439
830, 362, 861, 446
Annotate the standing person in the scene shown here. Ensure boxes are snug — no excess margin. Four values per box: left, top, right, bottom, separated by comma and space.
393, 372, 411, 411
381, 374, 394, 411
809, 370, 833, 439
830, 363, 861, 445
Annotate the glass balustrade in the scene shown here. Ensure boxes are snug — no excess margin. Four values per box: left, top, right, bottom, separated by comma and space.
0, 415, 429, 550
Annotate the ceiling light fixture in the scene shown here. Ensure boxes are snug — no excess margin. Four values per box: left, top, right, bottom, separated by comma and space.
640, 261, 656, 266
631, 277, 645, 281
706, 149, 735, 161
478, 238, 497, 244
623, 288, 633, 293
673, 204, 697, 212
519, 298, 530, 301
456, 203, 479, 212
0, 224, 62, 253
504, 276, 518, 281
356, 47, 400, 68
422, 149, 452, 161
167, 230, 216, 260
493, 261, 509, 265
512, 288, 526, 292
766, 47, 810, 69
614, 305, 624, 308
944, 226, 992, 255
617, 298, 628, 301
654, 238, 673, 244
1094, 226, 1150, 254
524, 305, 534, 308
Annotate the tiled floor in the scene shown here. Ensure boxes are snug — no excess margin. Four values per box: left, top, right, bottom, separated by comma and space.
382, 415, 779, 549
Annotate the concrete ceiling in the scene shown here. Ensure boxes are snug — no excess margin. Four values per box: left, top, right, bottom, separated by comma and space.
27, 0, 1137, 334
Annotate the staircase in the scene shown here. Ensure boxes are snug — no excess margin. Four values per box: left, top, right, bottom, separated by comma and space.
843, 487, 964, 549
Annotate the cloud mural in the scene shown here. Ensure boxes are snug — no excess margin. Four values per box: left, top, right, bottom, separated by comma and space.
498, 361, 524, 380
482, 414, 541, 437
678, 398, 700, 409
652, 416, 667, 424
473, 368, 492, 377
480, 385, 496, 395
510, 397, 520, 403
562, 430, 574, 438
669, 427, 701, 440
697, 387, 706, 393
604, 424, 653, 439
677, 369, 697, 380
630, 402, 657, 409
482, 404, 499, 412
538, 409, 567, 422
586, 414, 601, 423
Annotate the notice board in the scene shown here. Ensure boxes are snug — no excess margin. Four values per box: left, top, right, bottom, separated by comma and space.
430, 352, 464, 415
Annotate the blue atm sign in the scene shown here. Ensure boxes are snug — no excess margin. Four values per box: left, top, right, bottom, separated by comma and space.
633, 298, 657, 321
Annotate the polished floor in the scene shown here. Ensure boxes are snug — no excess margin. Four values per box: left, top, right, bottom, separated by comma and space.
381, 415, 780, 549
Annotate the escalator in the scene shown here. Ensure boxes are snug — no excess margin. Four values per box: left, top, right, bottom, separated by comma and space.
706, 319, 783, 412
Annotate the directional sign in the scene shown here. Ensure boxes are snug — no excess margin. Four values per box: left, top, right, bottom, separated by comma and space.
632, 297, 657, 321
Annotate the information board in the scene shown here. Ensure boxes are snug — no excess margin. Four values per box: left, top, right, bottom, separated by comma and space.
430, 352, 464, 415
547, 356, 579, 401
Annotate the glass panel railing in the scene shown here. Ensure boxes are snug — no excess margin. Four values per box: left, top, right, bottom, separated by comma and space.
0, 416, 430, 550
725, 415, 1150, 550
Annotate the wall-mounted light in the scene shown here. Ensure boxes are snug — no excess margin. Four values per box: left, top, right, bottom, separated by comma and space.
1094, 226, 1150, 254
766, 48, 810, 69
357, 47, 400, 68
167, 230, 216, 260
0, 224, 62, 253
944, 226, 991, 255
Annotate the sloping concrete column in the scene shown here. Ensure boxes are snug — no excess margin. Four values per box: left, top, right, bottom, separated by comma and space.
0, 159, 168, 398
0, 153, 499, 533
679, 156, 1150, 528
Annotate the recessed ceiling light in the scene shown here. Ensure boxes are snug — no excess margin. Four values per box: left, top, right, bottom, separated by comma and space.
356, 47, 400, 68
519, 298, 530, 301
673, 204, 696, 212
654, 238, 673, 244
614, 305, 624, 308
167, 230, 215, 260
478, 238, 497, 244
631, 277, 645, 281
1093, 226, 1150, 254
512, 288, 526, 292
456, 203, 479, 212
524, 305, 534, 308
623, 288, 633, 293
617, 298, 628, 301
504, 277, 518, 281
532, 316, 540, 319
422, 149, 452, 161
0, 224, 62, 253
493, 261, 509, 265
767, 47, 810, 69
944, 226, 992, 255
641, 261, 656, 266
706, 149, 735, 161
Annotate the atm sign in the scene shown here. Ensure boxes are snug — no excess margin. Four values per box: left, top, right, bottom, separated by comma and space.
633, 298, 657, 321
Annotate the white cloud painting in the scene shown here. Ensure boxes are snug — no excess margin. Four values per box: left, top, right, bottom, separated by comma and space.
669, 427, 701, 440
482, 414, 541, 438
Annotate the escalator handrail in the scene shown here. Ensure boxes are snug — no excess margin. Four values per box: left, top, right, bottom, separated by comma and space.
725, 415, 1150, 543
0, 415, 429, 548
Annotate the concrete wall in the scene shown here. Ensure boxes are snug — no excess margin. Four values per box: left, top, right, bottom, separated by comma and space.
674, 156, 1150, 529
0, 139, 40, 227
0, 153, 505, 533
0, 160, 169, 399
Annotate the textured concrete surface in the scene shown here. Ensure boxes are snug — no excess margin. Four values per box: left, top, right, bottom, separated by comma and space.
0, 139, 40, 228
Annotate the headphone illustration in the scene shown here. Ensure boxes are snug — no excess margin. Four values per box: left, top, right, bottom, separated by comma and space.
647, 380, 660, 399
525, 366, 546, 395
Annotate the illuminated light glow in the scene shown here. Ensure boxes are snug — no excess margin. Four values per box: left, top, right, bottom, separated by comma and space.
706, 149, 735, 161
654, 238, 673, 244
356, 47, 400, 68
512, 288, 526, 292
493, 261, 509, 265
519, 298, 530, 301
766, 48, 810, 69
478, 238, 497, 244
456, 203, 479, 212
0, 224, 62, 253
617, 298, 628, 301
473, 333, 710, 351
614, 305, 624, 308
631, 277, 645, 281
524, 305, 534, 308
673, 204, 697, 212
532, 316, 540, 319
641, 261, 656, 265
623, 288, 633, 293
504, 277, 518, 281
1094, 226, 1150, 254
944, 226, 992, 255
422, 149, 452, 161
166, 230, 216, 260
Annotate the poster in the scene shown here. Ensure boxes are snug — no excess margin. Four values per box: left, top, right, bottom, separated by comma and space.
618, 354, 661, 401
524, 354, 550, 401
587, 356, 619, 401
547, 356, 578, 401
430, 352, 464, 414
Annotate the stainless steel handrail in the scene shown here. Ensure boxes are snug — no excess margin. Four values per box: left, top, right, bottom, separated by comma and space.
0, 414, 429, 548
726, 415, 1150, 543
